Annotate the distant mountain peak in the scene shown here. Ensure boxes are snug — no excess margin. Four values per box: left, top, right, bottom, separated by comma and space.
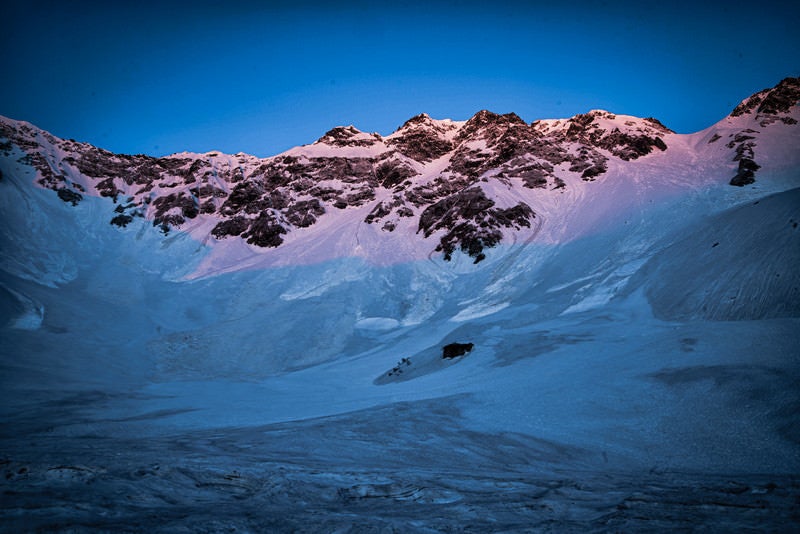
398, 113, 433, 129
468, 110, 526, 126
455, 110, 527, 142
386, 114, 461, 163
392, 113, 462, 136
315, 125, 381, 147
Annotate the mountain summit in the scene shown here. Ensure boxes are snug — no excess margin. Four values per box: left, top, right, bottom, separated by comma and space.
1, 77, 798, 273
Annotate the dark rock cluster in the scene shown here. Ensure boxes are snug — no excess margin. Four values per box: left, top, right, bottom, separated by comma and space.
731, 77, 800, 126
726, 130, 762, 187
387, 357, 412, 377
387, 114, 456, 163
418, 188, 534, 263
315, 126, 382, 147
442, 343, 474, 359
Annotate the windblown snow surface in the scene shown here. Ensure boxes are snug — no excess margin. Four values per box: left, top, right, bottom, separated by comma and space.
1, 110, 800, 530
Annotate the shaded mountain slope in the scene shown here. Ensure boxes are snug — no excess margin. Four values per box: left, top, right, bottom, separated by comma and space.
636, 186, 800, 321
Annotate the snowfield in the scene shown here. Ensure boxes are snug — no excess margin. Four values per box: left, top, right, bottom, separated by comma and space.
1, 82, 800, 530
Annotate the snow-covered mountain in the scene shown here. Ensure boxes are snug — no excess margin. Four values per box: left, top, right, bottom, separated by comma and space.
1, 78, 799, 531
2, 77, 798, 278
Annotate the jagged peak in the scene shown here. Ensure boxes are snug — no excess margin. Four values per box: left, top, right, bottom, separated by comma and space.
314, 125, 382, 148
399, 113, 432, 129
0, 114, 17, 127
453, 110, 528, 143
391, 113, 463, 136
730, 76, 800, 118
642, 117, 671, 132
385, 114, 460, 162
316, 125, 362, 143
3, 76, 799, 272
466, 110, 526, 128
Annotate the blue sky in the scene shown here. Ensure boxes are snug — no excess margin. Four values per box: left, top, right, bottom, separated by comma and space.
2, 1, 799, 157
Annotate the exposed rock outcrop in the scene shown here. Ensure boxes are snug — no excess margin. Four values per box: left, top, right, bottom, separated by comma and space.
418, 188, 534, 263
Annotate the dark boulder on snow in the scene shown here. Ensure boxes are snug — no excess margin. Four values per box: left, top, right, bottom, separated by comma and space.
442, 342, 474, 359
729, 157, 761, 186
110, 214, 134, 227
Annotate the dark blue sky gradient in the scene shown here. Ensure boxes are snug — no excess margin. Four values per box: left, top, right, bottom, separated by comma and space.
3, 1, 799, 157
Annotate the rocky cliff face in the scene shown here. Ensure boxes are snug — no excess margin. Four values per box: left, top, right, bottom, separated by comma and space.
0, 77, 797, 264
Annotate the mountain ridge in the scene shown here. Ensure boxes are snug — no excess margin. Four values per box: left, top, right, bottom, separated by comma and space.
1, 77, 798, 273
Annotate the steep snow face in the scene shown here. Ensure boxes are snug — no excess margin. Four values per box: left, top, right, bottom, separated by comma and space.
634, 187, 800, 321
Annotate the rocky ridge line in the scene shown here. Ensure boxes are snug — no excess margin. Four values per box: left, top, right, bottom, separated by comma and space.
0, 77, 797, 262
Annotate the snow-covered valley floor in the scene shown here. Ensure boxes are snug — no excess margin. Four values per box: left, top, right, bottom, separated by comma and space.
1, 164, 799, 530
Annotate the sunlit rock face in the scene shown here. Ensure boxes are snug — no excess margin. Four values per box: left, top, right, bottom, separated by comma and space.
2, 76, 795, 268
